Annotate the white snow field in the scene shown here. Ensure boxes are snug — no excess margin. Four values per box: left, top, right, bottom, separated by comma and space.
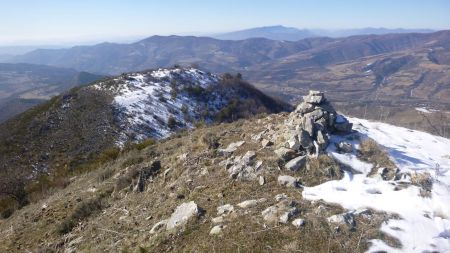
303, 117, 450, 253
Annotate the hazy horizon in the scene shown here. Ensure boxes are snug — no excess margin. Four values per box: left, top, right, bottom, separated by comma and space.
1, 0, 449, 46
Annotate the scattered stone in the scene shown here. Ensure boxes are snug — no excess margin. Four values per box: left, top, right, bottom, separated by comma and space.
337, 141, 353, 153
165, 201, 202, 230
217, 204, 234, 216
237, 198, 267, 209
259, 175, 265, 186
210, 225, 226, 235
279, 207, 299, 224
327, 212, 356, 228
275, 193, 288, 202
278, 175, 300, 188
242, 151, 256, 164
211, 216, 224, 224
218, 141, 245, 154
274, 147, 296, 161
292, 218, 305, 228
261, 139, 273, 148
262, 200, 298, 224
285, 155, 306, 171
150, 220, 167, 234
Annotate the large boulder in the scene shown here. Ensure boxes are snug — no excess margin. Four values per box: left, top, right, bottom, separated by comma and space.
166, 201, 202, 230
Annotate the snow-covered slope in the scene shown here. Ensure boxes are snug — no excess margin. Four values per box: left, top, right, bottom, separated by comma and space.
93, 67, 290, 145
94, 68, 225, 144
303, 118, 450, 253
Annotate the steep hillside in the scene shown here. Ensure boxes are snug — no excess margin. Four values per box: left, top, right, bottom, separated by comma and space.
0, 67, 291, 214
1, 91, 448, 252
0, 63, 104, 122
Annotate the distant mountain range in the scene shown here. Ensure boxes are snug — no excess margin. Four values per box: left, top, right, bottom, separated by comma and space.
7, 30, 450, 107
212, 25, 434, 41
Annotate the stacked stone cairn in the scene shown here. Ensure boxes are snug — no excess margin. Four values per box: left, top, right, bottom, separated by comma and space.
276, 90, 353, 171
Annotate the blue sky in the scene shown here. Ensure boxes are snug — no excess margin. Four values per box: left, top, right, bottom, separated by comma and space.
1, 0, 449, 45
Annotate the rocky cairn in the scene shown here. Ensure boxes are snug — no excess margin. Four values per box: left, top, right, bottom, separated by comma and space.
276, 90, 352, 167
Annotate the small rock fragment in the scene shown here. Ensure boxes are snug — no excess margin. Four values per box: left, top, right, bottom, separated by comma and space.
277, 175, 300, 188
292, 218, 305, 228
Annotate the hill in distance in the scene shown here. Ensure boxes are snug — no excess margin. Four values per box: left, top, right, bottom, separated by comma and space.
212, 25, 434, 41
0, 67, 291, 198
0, 63, 105, 122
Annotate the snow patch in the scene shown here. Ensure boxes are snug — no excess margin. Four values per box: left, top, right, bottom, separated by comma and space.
303, 117, 450, 253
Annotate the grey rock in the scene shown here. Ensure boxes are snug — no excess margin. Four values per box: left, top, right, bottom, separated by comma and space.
277, 175, 299, 188
337, 141, 353, 153
298, 130, 313, 148
261, 200, 298, 224
261, 139, 273, 148
211, 216, 224, 224
285, 155, 306, 172
327, 212, 356, 228
303, 116, 315, 137
279, 207, 299, 223
292, 218, 305, 228
210, 225, 226, 235
274, 147, 296, 161
150, 220, 167, 234
316, 130, 329, 150
334, 115, 353, 133
242, 151, 256, 164
237, 198, 266, 209
295, 102, 315, 114
218, 141, 245, 154
217, 204, 234, 216
166, 201, 202, 230
286, 136, 300, 150
259, 175, 265, 185
275, 193, 288, 202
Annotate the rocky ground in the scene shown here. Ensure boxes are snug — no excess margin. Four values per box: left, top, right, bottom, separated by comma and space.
0, 91, 447, 252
